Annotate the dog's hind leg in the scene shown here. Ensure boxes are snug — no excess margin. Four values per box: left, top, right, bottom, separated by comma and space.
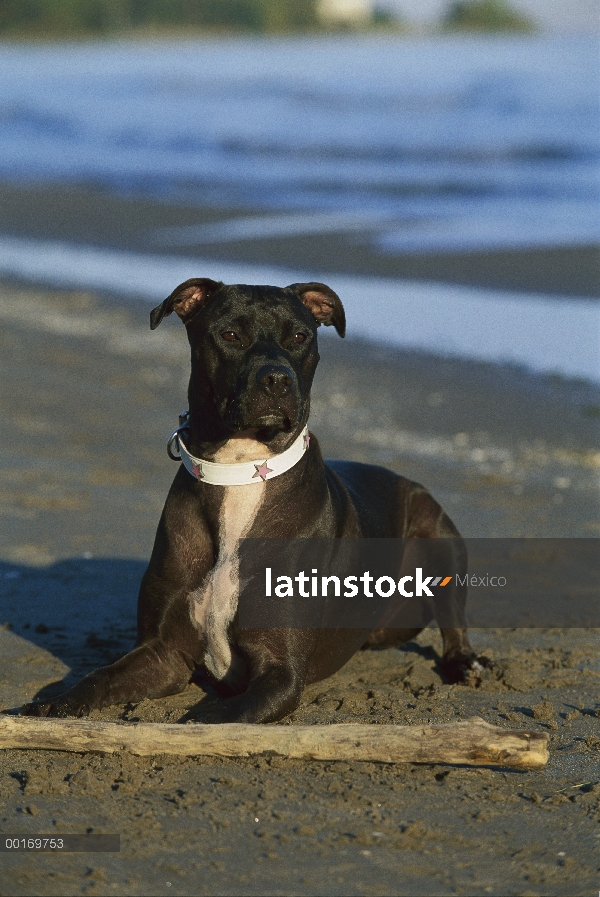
362, 627, 425, 649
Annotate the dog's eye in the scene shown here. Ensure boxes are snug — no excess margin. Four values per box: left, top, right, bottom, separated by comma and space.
221, 331, 238, 342
293, 333, 307, 343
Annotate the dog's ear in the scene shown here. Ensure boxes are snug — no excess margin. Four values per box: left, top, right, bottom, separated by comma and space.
287, 282, 346, 337
150, 278, 223, 330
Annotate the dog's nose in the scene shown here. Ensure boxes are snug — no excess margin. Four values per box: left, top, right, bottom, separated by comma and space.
256, 365, 295, 397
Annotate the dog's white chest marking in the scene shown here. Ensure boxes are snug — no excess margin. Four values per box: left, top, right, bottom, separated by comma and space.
191, 438, 270, 681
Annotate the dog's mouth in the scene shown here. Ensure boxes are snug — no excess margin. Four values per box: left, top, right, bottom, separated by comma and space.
223, 398, 296, 437
233, 413, 293, 443
218, 374, 304, 445
251, 411, 292, 429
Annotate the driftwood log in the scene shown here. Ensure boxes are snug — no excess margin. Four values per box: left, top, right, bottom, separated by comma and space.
0, 716, 548, 769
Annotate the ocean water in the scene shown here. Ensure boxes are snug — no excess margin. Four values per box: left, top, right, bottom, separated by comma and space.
1, 235, 598, 383
0, 33, 598, 251
0, 35, 598, 380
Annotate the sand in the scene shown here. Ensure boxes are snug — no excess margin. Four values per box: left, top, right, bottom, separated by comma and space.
0, 275, 598, 896
0, 172, 599, 897
0, 181, 598, 297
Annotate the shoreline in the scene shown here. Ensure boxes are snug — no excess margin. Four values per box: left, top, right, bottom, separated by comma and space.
0, 180, 598, 383
1, 181, 598, 299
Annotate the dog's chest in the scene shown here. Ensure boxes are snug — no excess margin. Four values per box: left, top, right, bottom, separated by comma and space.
191, 483, 265, 681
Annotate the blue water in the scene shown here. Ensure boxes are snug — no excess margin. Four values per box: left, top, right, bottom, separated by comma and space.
0, 35, 598, 381
1, 235, 598, 382
0, 34, 598, 251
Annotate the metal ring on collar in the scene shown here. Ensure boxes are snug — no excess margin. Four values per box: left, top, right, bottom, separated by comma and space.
167, 410, 191, 461
167, 428, 183, 461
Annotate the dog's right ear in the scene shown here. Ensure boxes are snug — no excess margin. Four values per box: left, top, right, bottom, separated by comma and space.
150, 278, 223, 330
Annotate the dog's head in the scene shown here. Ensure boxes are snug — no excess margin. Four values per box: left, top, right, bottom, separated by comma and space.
150, 279, 345, 450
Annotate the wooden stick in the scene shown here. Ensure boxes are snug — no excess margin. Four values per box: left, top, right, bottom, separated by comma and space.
0, 716, 548, 768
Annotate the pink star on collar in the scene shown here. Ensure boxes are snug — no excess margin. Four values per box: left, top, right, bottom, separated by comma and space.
304, 431, 310, 450
192, 463, 204, 480
253, 461, 273, 481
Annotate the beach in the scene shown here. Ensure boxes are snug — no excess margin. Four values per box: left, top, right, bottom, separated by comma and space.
0, 270, 599, 896
0, 181, 598, 298
1, 182, 598, 385
0, 27, 598, 896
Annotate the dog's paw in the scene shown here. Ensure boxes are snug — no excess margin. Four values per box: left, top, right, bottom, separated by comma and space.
20, 698, 91, 718
181, 705, 224, 725
440, 653, 493, 686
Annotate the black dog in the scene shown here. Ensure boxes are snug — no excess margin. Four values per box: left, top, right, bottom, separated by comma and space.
23, 279, 482, 723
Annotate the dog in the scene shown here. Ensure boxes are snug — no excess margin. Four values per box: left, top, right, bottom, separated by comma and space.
22, 278, 483, 723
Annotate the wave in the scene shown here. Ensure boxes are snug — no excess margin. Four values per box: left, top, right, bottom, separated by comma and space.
0, 34, 597, 251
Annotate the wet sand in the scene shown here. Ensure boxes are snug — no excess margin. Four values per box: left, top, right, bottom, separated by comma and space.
0, 180, 598, 297
0, 279, 599, 896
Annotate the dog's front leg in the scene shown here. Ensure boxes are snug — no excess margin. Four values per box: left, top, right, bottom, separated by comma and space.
185, 665, 305, 724
185, 629, 316, 724
22, 481, 215, 719
21, 640, 194, 718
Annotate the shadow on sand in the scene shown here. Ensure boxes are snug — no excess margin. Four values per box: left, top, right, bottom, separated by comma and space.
0, 557, 450, 709
0, 557, 145, 704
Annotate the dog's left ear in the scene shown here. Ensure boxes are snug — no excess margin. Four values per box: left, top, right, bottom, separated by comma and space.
287, 282, 346, 337
150, 277, 223, 330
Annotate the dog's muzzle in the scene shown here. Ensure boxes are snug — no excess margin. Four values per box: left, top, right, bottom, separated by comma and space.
256, 365, 295, 398
223, 361, 301, 433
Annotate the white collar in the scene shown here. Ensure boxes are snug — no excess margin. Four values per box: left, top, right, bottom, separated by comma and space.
170, 417, 310, 486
